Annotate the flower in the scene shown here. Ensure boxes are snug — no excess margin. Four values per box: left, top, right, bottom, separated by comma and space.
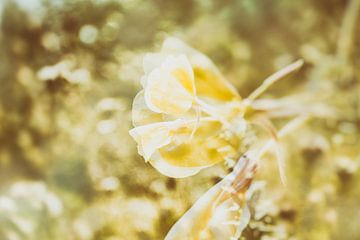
130, 37, 247, 178
129, 37, 304, 178
164, 154, 259, 240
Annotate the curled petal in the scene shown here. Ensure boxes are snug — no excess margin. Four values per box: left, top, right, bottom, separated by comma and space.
162, 37, 240, 101
129, 121, 182, 161
132, 90, 163, 127
143, 51, 195, 92
144, 66, 194, 116
149, 151, 205, 178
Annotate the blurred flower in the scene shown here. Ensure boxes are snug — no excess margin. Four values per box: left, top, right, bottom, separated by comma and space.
165, 154, 258, 240
0, 181, 63, 240
129, 37, 304, 178
37, 60, 92, 85
129, 38, 250, 177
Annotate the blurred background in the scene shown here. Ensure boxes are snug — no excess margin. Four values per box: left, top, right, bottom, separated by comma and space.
0, 0, 359, 239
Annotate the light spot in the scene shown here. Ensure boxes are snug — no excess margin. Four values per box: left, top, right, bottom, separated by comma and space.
97, 120, 117, 134
100, 177, 119, 191
79, 25, 98, 45
42, 32, 60, 51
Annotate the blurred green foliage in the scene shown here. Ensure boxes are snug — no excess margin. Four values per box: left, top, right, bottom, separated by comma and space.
0, 0, 359, 239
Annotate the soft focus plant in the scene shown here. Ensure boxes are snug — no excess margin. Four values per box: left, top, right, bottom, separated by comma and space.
129, 37, 315, 239
129, 37, 305, 180
2, 1, 359, 239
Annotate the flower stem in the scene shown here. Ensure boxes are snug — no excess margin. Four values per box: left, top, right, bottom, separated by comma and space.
256, 115, 309, 159
247, 60, 304, 101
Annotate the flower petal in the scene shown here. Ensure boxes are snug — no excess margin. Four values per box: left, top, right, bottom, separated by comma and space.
129, 122, 175, 161
144, 68, 193, 116
165, 155, 256, 240
162, 37, 240, 101
163, 55, 195, 95
193, 66, 239, 101
149, 151, 204, 178
132, 90, 163, 127
158, 120, 237, 167
165, 181, 223, 240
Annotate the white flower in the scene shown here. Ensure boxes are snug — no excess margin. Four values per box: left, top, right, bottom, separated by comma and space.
129, 37, 304, 178
164, 154, 257, 240
130, 37, 246, 178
